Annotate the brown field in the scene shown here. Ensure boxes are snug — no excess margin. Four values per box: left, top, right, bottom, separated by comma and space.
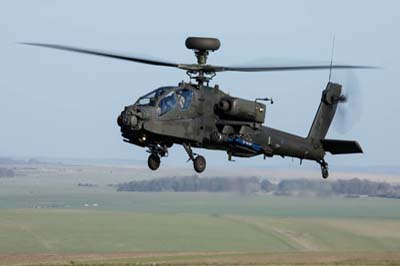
2, 251, 400, 266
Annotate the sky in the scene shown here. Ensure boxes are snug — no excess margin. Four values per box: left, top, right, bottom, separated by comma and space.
0, 0, 399, 169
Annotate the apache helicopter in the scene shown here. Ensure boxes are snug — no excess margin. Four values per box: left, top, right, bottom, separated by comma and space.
21, 37, 374, 178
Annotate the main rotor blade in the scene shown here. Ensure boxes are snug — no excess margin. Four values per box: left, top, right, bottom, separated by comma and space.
177, 63, 378, 73
19, 42, 180, 68
19, 42, 378, 74
221, 64, 377, 72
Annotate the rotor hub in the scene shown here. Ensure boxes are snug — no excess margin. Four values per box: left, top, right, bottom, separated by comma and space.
185, 37, 221, 85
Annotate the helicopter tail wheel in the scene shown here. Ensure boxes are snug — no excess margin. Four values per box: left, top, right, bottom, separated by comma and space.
148, 154, 160, 171
318, 160, 329, 179
193, 155, 206, 173
322, 166, 329, 179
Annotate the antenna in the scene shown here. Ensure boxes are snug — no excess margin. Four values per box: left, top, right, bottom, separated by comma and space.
328, 35, 335, 82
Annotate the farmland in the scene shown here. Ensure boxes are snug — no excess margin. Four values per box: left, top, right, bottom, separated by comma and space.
0, 164, 400, 265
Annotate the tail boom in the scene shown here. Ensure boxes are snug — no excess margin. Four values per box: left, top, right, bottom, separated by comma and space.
307, 82, 342, 142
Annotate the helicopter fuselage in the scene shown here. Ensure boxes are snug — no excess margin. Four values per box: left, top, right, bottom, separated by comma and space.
118, 82, 325, 165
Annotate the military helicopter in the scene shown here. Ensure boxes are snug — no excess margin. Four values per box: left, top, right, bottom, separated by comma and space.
21, 37, 374, 178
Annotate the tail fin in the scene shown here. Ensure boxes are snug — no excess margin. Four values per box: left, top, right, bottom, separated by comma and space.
307, 82, 342, 141
320, 139, 363, 154
308, 82, 364, 155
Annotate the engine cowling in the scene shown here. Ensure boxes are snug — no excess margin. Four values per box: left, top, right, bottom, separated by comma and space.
217, 97, 266, 123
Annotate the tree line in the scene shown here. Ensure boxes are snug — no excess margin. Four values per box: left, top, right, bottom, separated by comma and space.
0, 168, 15, 178
276, 178, 400, 198
118, 175, 273, 194
117, 176, 400, 198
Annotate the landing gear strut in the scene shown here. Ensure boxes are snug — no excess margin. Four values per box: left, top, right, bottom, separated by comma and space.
318, 159, 329, 179
183, 143, 206, 173
147, 144, 168, 171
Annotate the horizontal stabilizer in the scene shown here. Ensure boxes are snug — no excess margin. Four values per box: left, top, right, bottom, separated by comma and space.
321, 139, 363, 154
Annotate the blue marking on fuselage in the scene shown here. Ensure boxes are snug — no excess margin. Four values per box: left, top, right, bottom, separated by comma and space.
227, 137, 262, 152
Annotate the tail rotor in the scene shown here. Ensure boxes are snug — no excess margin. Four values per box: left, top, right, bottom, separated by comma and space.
332, 70, 363, 134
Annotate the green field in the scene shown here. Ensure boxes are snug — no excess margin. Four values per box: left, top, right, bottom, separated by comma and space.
1, 207, 400, 254
1, 165, 400, 265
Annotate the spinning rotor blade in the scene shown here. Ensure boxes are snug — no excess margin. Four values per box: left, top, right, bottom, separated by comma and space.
177, 63, 377, 73
19, 42, 377, 73
19, 42, 180, 68
332, 70, 363, 134
221, 64, 376, 72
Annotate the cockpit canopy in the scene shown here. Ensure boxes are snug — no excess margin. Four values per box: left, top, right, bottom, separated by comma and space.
135, 86, 194, 116
135, 86, 173, 106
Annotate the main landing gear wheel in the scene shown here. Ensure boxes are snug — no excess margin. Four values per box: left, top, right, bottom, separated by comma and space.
148, 154, 160, 171
193, 155, 206, 173
183, 143, 207, 173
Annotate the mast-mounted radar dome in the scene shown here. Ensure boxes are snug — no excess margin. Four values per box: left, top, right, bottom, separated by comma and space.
185, 37, 221, 51
185, 37, 220, 67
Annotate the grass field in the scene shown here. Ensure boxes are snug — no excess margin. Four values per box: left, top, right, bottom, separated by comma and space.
1, 208, 400, 254
1, 164, 400, 265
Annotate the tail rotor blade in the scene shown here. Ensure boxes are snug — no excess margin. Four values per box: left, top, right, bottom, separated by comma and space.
332, 70, 363, 134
